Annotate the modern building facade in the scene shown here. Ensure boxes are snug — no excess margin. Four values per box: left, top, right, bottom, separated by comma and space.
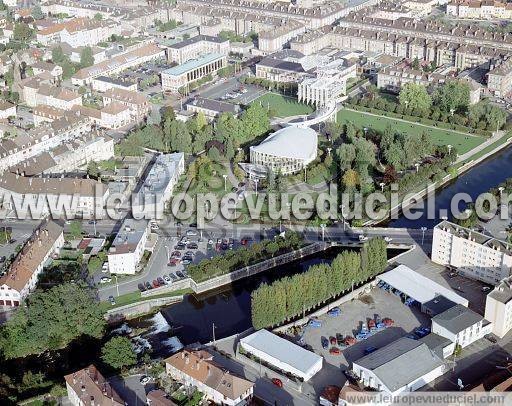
108, 219, 149, 275
161, 53, 227, 93
432, 220, 512, 285
249, 126, 318, 176
165, 35, 230, 64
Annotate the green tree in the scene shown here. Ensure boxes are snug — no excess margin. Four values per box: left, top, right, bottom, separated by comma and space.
0, 284, 105, 359
68, 220, 83, 239
342, 168, 359, 189
52, 46, 65, 64
94, 13, 103, 20
79, 46, 94, 69
87, 161, 100, 179
399, 83, 432, 112
13, 23, 33, 42
433, 80, 470, 113
337, 144, 356, 171
164, 119, 192, 152
353, 137, 376, 180
101, 336, 137, 370
31, 4, 44, 20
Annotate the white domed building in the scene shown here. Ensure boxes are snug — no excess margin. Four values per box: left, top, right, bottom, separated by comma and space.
248, 126, 318, 176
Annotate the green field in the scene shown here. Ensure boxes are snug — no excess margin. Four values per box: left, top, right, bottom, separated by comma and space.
338, 109, 486, 155
252, 92, 314, 118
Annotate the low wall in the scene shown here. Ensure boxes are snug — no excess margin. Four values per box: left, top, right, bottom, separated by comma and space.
105, 295, 183, 321
142, 243, 328, 297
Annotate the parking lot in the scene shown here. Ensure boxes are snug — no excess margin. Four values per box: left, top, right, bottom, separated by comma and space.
301, 288, 431, 368
199, 76, 267, 105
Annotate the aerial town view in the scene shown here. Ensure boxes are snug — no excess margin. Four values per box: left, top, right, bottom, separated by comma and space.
3, 0, 512, 404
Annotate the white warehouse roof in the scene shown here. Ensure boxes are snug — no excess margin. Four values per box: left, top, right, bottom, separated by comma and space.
378, 265, 469, 307
240, 329, 322, 380
250, 126, 318, 161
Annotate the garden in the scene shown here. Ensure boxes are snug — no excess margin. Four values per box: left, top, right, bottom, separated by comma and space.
251, 92, 314, 118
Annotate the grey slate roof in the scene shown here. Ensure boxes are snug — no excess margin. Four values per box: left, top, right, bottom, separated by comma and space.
419, 333, 453, 359
432, 304, 483, 334
354, 337, 444, 392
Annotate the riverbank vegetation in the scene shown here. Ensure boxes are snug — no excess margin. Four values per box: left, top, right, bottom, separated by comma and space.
348, 81, 507, 137
0, 284, 105, 360
187, 231, 303, 282
251, 238, 387, 329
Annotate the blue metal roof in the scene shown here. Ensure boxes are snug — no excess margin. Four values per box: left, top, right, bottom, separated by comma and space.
163, 53, 224, 76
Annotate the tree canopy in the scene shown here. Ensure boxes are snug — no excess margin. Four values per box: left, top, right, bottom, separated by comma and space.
399, 83, 432, 112
0, 284, 105, 359
101, 337, 137, 370
433, 80, 470, 113
251, 238, 388, 329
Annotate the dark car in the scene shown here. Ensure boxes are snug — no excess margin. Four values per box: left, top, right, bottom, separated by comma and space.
485, 334, 498, 343
137, 283, 146, 292
176, 271, 185, 278
169, 273, 178, 281
171, 251, 181, 257
157, 277, 165, 285
0, 256, 6, 263
321, 336, 329, 349
189, 223, 197, 228
108, 296, 116, 305
336, 333, 344, 345
187, 243, 198, 249
175, 244, 185, 250
145, 281, 152, 290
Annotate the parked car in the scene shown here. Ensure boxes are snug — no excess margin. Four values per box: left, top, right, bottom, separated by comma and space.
308, 318, 322, 328
152, 280, 160, 288
182, 259, 192, 265
384, 236, 392, 242
145, 281, 152, 290
163, 275, 172, 284
358, 235, 368, 242
108, 296, 116, 305
321, 336, 329, 349
157, 277, 165, 285
138, 283, 146, 292
482, 286, 491, 292
0, 256, 5, 263
176, 271, 185, 278
168, 258, 180, 266
271, 378, 283, 388
100, 277, 111, 284
169, 273, 178, 281
344, 336, 357, 346
336, 333, 344, 345
330, 336, 337, 346
485, 334, 497, 343
187, 243, 198, 249
327, 307, 341, 317
171, 251, 181, 257
382, 318, 394, 327
329, 347, 341, 355
186, 229, 197, 236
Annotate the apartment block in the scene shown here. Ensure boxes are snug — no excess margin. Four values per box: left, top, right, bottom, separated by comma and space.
165, 35, 229, 65
447, 0, 512, 19
108, 219, 149, 275
485, 276, 512, 338
0, 221, 64, 307
432, 220, 512, 285
487, 58, 512, 97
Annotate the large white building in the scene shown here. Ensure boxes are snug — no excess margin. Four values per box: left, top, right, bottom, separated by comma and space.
249, 126, 318, 176
485, 276, 512, 338
432, 220, 512, 285
108, 219, 149, 275
132, 153, 185, 219
352, 337, 446, 395
239, 329, 323, 381
0, 221, 64, 307
298, 57, 357, 107
165, 350, 254, 405
161, 53, 227, 93
431, 304, 491, 348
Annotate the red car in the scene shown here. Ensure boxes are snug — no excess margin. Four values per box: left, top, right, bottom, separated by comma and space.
271, 378, 283, 388
344, 336, 357, 346
329, 336, 337, 345
383, 318, 395, 327
168, 258, 180, 266
329, 347, 341, 355
152, 280, 160, 288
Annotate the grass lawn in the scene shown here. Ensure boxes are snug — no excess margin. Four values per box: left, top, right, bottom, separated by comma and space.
252, 92, 314, 118
337, 109, 486, 155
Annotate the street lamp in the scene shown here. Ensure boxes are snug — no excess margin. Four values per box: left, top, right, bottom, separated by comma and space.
164, 245, 170, 262
379, 182, 385, 192
223, 174, 228, 191
114, 274, 119, 297
421, 226, 427, 246
415, 163, 420, 173
254, 178, 259, 193
447, 144, 453, 155
327, 147, 332, 156
320, 223, 326, 241
340, 204, 346, 231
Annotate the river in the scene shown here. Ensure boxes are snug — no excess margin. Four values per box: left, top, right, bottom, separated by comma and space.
390, 145, 512, 229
